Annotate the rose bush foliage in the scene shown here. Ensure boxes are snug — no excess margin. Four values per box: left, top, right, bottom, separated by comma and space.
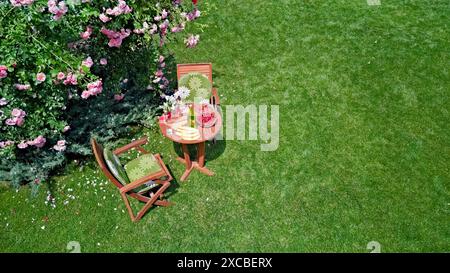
0, 0, 201, 188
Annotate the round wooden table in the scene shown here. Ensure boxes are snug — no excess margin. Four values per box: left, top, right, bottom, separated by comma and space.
158, 105, 222, 181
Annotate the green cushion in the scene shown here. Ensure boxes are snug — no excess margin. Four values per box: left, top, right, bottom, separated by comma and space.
178, 72, 212, 103
103, 148, 130, 186
124, 154, 163, 193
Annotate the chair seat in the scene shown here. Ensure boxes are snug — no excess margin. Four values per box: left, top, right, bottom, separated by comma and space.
124, 154, 163, 193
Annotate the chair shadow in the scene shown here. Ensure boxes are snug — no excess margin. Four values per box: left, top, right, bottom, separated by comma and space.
172, 137, 226, 163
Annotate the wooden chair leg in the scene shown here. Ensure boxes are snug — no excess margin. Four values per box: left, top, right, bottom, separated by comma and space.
120, 182, 171, 222
135, 182, 170, 221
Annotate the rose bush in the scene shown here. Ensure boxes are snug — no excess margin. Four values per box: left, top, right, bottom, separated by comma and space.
0, 0, 202, 189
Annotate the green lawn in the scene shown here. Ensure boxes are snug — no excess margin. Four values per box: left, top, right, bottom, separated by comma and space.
1, 0, 449, 252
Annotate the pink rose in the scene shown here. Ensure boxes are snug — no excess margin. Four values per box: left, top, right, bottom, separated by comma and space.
5, 119, 16, 126
36, 72, 46, 82
62, 125, 71, 132
10, 0, 35, 7
87, 80, 103, 96
185, 34, 200, 48
53, 140, 66, 152
14, 84, 31, 90
161, 9, 168, 19
80, 26, 92, 40
106, 0, 132, 16
14, 117, 25, 127
81, 90, 91, 99
100, 58, 108, 65
82, 57, 93, 68
0, 65, 7, 79
48, 1, 68, 21
11, 108, 26, 118
57, 72, 65, 80
99, 13, 111, 23
63, 73, 77, 85
30, 135, 46, 148
149, 24, 157, 34
101, 28, 131, 48
0, 98, 8, 106
17, 141, 28, 149
114, 93, 124, 101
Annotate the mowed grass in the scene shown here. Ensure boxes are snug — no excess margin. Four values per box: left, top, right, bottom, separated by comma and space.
1, 0, 449, 252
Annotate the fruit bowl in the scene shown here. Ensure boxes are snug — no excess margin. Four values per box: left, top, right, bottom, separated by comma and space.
194, 104, 217, 128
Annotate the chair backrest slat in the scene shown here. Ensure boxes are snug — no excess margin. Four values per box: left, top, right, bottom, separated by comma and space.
90, 138, 124, 190
177, 63, 213, 83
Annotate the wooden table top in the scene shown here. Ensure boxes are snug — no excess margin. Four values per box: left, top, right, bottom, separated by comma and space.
158, 105, 222, 145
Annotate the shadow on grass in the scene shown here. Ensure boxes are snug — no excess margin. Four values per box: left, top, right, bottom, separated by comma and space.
172, 137, 226, 163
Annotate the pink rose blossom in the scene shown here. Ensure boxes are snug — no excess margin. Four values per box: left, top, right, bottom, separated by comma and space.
63, 73, 77, 85
99, 13, 111, 23
57, 72, 65, 80
5, 119, 16, 126
14, 84, 31, 90
171, 24, 185, 33
0, 98, 8, 106
36, 72, 46, 82
100, 58, 108, 65
81, 90, 91, 99
106, 0, 132, 16
10, 0, 35, 7
28, 135, 46, 148
186, 9, 201, 21
15, 117, 25, 126
12, 108, 26, 118
101, 28, 131, 48
80, 26, 92, 40
62, 125, 71, 132
161, 9, 168, 19
82, 57, 93, 68
114, 93, 125, 101
48, 1, 68, 21
185, 34, 200, 48
87, 80, 103, 95
0, 141, 14, 149
0, 65, 7, 79
149, 24, 157, 34
53, 140, 66, 152
81, 80, 103, 99
17, 141, 28, 149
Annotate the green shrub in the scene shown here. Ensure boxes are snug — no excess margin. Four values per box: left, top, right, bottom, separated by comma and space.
0, 0, 202, 188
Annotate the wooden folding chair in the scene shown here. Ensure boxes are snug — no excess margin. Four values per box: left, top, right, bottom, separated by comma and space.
177, 63, 220, 106
91, 137, 173, 222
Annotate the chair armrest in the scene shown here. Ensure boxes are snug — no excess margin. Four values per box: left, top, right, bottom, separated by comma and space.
210, 87, 220, 105
114, 137, 149, 155
119, 170, 167, 194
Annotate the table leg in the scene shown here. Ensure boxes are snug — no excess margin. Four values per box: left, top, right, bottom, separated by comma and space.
181, 144, 191, 168
176, 142, 214, 181
179, 144, 194, 181
198, 142, 205, 167
196, 142, 214, 176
